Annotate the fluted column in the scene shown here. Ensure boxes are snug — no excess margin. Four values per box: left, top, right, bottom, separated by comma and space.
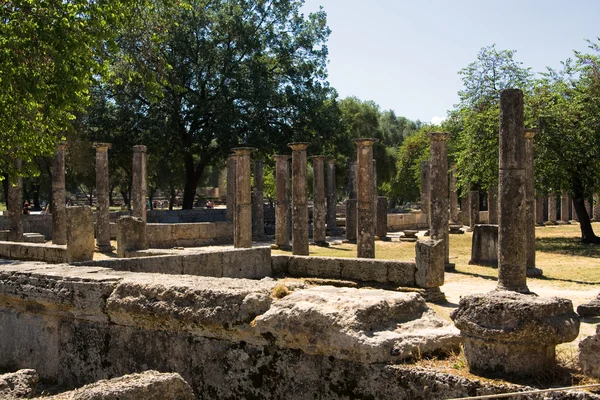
94, 143, 112, 252
355, 138, 377, 258
312, 155, 327, 245
52, 142, 67, 245
274, 155, 291, 249
233, 147, 254, 248
131, 145, 147, 223
289, 142, 310, 255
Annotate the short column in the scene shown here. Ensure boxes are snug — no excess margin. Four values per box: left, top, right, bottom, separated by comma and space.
560, 192, 570, 224
252, 160, 265, 239
468, 189, 479, 232
355, 138, 377, 259
547, 193, 558, 225
94, 143, 113, 252
326, 159, 337, 233
52, 142, 67, 245
289, 143, 310, 255
233, 148, 254, 248
428, 132, 450, 268
7, 159, 23, 242
226, 155, 236, 222
131, 145, 147, 223
311, 155, 327, 245
66, 206, 95, 262
274, 155, 291, 249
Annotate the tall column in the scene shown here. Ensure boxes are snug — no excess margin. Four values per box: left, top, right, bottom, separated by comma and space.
372, 159, 378, 238
311, 156, 327, 245
497, 89, 528, 293
420, 161, 430, 227
468, 189, 479, 231
7, 159, 23, 242
571, 198, 578, 222
488, 186, 498, 224
355, 138, 377, 259
560, 192, 570, 224
252, 160, 265, 239
524, 129, 541, 276
52, 142, 67, 245
233, 148, 254, 248
547, 193, 558, 225
274, 155, 291, 249
289, 142, 310, 255
345, 162, 357, 242
535, 194, 545, 226
593, 194, 600, 221
428, 132, 450, 267
94, 143, 112, 252
131, 145, 147, 223
449, 164, 460, 225
326, 159, 337, 232
226, 155, 236, 222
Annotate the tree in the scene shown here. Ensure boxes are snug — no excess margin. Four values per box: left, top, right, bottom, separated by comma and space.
109, 0, 331, 209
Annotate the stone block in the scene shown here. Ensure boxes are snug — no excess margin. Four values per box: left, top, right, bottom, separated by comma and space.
0, 369, 38, 399
580, 325, 600, 378
288, 256, 342, 279
469, 224, 498, 266
271, 254, 289, 275
222, 247, 271, 279
117, 216, 147, 257
415, 239, 445, 288
44, 246, 69, 263
213, 222, 233, 242
146, 224, 171, 247
172, 223, 198, 241
340, 259, 387, 283
197, 222, 217, 240
183, 252, 223, 277
66, 206, 95, 263
387, 261, 417, 286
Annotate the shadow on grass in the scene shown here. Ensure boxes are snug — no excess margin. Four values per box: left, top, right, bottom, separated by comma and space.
532, 274, 600, 286
450, 268, 498, 282
536, 236, 600, 258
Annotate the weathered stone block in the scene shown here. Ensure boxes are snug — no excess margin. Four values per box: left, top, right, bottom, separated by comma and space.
270, 254, 289, 275
387, 261, 417, 286
580, 325, 600, 378
182, 252, 223, 277
44, 246, 69, 263
469, 224, 498, 266
415, 239, 444, 288
0, 369, 38, 399
117, 216, 147, 257
288, 256, 342, 279
340, 259, 387, 283
222, 247, 271, 279
66, 206, 95, 263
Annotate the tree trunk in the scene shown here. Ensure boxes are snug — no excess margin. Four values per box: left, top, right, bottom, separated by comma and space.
182, 154, 205, 210
120, 190, 129, 209
2, 174, 8, 208
574, 196, 600, 243
169, 186, 176, 211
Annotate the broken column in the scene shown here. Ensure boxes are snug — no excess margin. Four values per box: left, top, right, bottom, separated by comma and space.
311, 155, 327, 245
274, 155, 291, 249
593, 194, 600, 222
52, 142, 67, 245
66, 206, 95, 262
131, 145, 147, 223
252, 160, 265, 239
420, 161, 430, 228
524, 129, 542, 277
559, 192, 570, 224
449, 164, 460, 225
451, 88, 579, 377
94, 143, 112, 252
468, 189, 479, 232
7, 159, 23, 242
355, 138, 377, 258
345, 161, 357, 243
547, 193, 558, 225
536, 193, 545, 226
289, 143, 310, 255
487, 186, 498, 225
226, 154, 236, 222
428, 132, 450, 268
232, 147, 254, 249
326, 159, 337, 234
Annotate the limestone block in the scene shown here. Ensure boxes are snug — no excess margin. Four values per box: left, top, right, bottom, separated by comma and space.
254, 286, 461, 363
469, 224, 498, 266
172, 223, 199, 241
270, 254, 289, 275
182, 252, 223, 277
222, 247, 271, 279
123, 256, 183, 275
0, 369, 38, 399
48, 371, 194, 400
387, 261, 417, 286
340, 259, 387, 283
0, 242, 12, 259
577, 293, 600, 317
44, 246, 69, 264
580, 325, 600, 378
66, 206, 95, 263
145, 223, 171, 246
288, 256, 342, 279
213, 222, 233, 242
415, 239, 445, 288
117, 216, 147, 257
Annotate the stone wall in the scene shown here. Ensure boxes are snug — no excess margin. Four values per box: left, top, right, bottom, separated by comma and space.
387, 211, 428, 231
0, 241, 68, 263
146, 209, 227, 223
146, 222, 232, 248
0, 214, 53, 240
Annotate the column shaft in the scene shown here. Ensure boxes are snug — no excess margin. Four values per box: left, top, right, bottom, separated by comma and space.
312, 156, 327, 244
547, 193, 557, 225
274, 155, 290, 249
469, 190, 479, 230
488, 187, 498, 224
289, 143, 310, 255
524, 130, 537, 270
226, 155, 236, 222
345, 162, 357, 242
233, 148, 254, 248
449, 164, 459, 224
52, 143, 67, 245
420, 161, 430, 227
252, 160, 265, 238
355, 138, 377, 258
131, 145, 147, 223
560, 193, 570, 223
94, 143, 112, 251
428, 132, 450, 267
326, 160, 337, 232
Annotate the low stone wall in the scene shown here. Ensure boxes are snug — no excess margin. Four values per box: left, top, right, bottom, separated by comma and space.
387, 211, 428, 231
146, 222, 232, 248
0, 241, 67, 263
0, 214, 53, 239
146, 209, 227, 223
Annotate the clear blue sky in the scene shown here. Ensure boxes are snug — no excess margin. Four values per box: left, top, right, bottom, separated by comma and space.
301, 0, 600, 124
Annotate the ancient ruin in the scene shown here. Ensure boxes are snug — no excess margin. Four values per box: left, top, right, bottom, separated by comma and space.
355, 138, 377, 258
289, 142, 310, 255
233, 147, 254, 248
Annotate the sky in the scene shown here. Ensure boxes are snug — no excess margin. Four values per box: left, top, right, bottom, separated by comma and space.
300, 0, 600, 124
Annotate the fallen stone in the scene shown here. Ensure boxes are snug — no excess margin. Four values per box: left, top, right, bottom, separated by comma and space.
48, 370, 194, 400
0, 369, 38, 399
580, 325, 600, 378
577, 293, 600, 317
254, 286, 461, 363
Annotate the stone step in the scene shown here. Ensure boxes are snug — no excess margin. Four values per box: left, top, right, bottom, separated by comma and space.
23, 233, 46, 243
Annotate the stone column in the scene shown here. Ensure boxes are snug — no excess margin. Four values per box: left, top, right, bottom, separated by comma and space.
7, 159, 23, 242
94, 143, 112, 252
468, 189, 479, 232
428, 132, 450, 268
593, 194, 600, 222
131, 145, 147, 223
487, 187, 498, 225
560, 192, 570, 224
311, 156, 327, 245
420, 161, 430, 227
524, 129, 541, 276
252, 160, 265, 239
326, 159, 337, 233
52, 142, 67, 245
232, 148, 254, 248
571, 198, 579, 222
274, 155, 291, 249
376, 196, 388, 240
289, 143, 310, 255
355, 138, 377, 259
226, 155, 236, 222
535, 194, 545, 226
547, 193, 558, 225
372, 159, 378, 238
449, 164, 460, 225
497, 89, 529, 293
345, 162, 357, 242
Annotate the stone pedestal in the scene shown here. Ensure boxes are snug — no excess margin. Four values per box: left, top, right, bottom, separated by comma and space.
326, 159, 337, 233
559, 192, 570, 224
354, 138, 377, 259
345, 199, 357, 243
311, 156, 327, 245
376, 197, 388, 240
274, 155, 291, 250
468, 190, 479, 232
546, 193, 558, 225
116, 216, 148, 257
487, 187, 498, 225
94, 143, 113, 252
289, 143, 310, 255
226, 155, 236, 222
252, 160, 265, 239
524, 130, 542, 277
415, 239, 445, 289
428, 132, 450, 268
535, 195, 545, 226
66, 206, 95, 262
449, 164, 460, 225
593, 193, 600, 222
131, 145, 147, 223
52, 143, 67, 245
420, 161, 430, 227
7, 163, 23, 242
233, 148, 254, 249
469, 224, 498, 266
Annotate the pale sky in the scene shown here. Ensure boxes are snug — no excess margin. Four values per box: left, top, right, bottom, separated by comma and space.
301, 0, 600, 123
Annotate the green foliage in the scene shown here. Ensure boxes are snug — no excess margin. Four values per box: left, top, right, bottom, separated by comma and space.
392, 128, 430, 203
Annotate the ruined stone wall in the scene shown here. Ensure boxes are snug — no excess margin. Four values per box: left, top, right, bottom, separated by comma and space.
0, 214, 53, 239
146, 222, 232, 248
0, 241, 67, 263
146, 209, 227, 223
387, 211, 428, 231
